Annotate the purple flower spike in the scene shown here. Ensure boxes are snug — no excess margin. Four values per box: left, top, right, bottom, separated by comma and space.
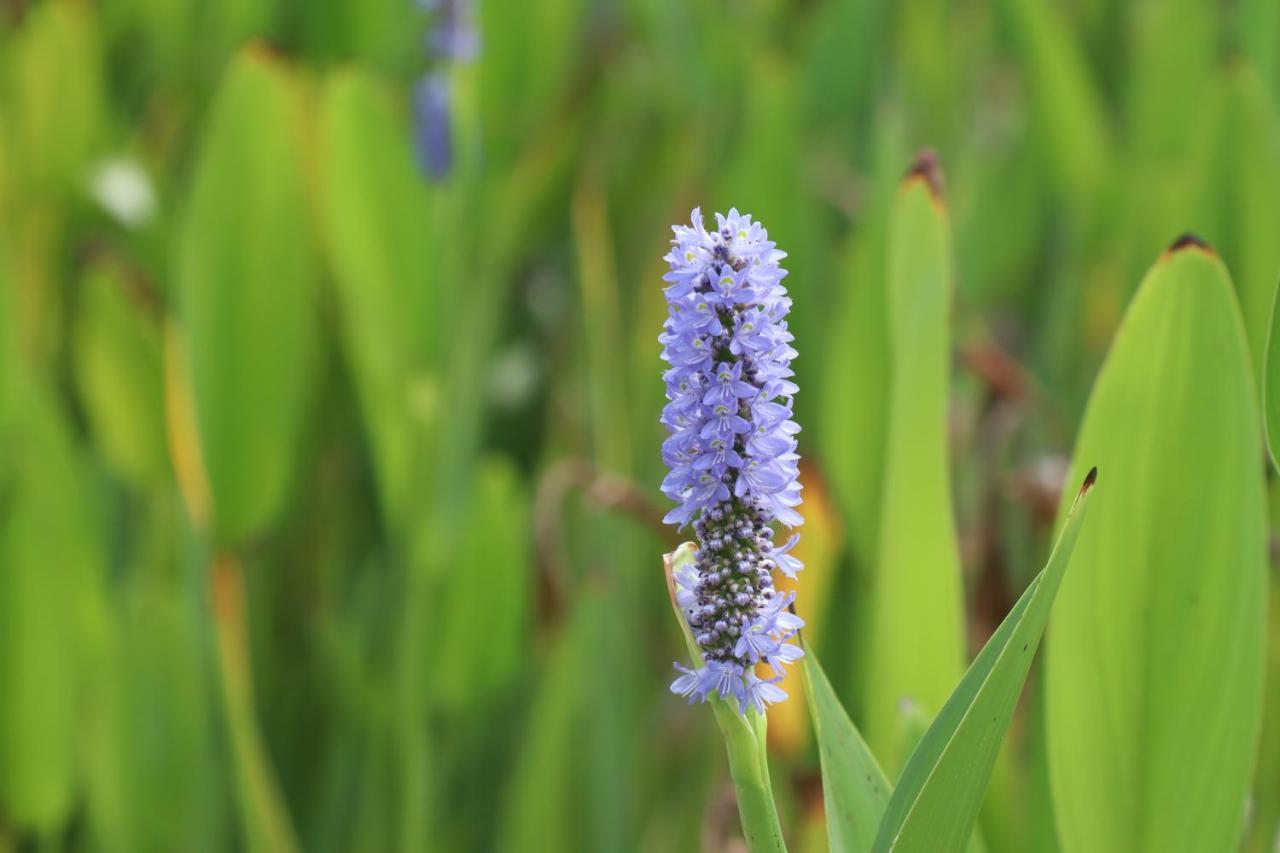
661, 208, 804, 714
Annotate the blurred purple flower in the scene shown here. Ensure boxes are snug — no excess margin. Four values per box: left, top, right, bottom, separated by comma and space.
661, 208, 804, 714
411, 0, 479, 180
411, 72, 453, 180
425, 0, 480, 62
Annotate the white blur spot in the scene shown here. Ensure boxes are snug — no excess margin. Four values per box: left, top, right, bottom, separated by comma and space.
489, 342, 539, 409
90, 158, 157, 228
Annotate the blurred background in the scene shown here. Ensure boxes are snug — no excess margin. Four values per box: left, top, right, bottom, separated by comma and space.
0, 0, 1277, 850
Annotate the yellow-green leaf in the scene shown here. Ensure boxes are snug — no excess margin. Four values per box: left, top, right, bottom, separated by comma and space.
1047, 239, 1266, 852
175, 48, 317, 544
864, 155, 967, 770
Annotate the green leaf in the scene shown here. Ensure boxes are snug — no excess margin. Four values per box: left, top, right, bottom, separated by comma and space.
5, 0, 106, 197
175, 48, 318, 544
434, 456, 531, 712
478, 0, 583, 161
73, 257, 170, 486
497, 593, 598, 853
0, 381, 103, 831
1047, 241, 1267, 852
819, 109, 903, 568
85, 575, 215, 852
871, 469, 1097, 853
802, 647, 891, 853
1237, 0, 1279, 97
318, 68, 437, 528
864, 155, 967, 771
1245, 568, 1280, 851
1218, 64, 1280, 383
1124, 0, 1216, 167
1002, 0, 1110, 213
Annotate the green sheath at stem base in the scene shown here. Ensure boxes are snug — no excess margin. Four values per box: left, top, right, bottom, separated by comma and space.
713, 702, 787, 853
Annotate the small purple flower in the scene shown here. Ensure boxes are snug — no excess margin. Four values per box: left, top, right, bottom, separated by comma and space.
661, 208, 805, 713
411, 0, 479, 180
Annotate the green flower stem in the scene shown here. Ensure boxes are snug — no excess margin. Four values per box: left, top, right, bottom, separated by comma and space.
211, 555, 300, 853
712, 701, 787, 853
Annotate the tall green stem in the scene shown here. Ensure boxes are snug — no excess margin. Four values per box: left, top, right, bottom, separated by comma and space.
712, 702, 787, 853
211, 555, 300, 853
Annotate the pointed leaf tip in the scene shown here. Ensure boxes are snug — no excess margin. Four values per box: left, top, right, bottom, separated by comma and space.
1166, 232, 1214, 255
903, 147, 944, 201
1081, 466, 1098, 494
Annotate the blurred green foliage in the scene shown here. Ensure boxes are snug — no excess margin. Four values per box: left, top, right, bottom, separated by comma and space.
0, 0, 1278, 851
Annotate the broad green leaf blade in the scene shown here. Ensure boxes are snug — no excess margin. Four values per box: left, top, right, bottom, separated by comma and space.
318, 68, 437, 528
0, 381, 104, 830
1047, 241, 1266, 853
176, 48, 317, 544
865, 154, 967, 771
871, 470, 1097, 853
802, 646, 891, 853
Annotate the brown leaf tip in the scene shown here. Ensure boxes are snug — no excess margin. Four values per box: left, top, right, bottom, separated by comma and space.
1080, 466, 1098, 495
1166, 233, 1215, 256
904, 147, 945, 202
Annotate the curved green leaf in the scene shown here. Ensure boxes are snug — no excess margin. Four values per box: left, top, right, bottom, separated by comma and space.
865, 156, 967, 770
802, 646, 891, 853
1047, 241, 1266, 853
175, 48, 317, 544
872, 469, 1096, 853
